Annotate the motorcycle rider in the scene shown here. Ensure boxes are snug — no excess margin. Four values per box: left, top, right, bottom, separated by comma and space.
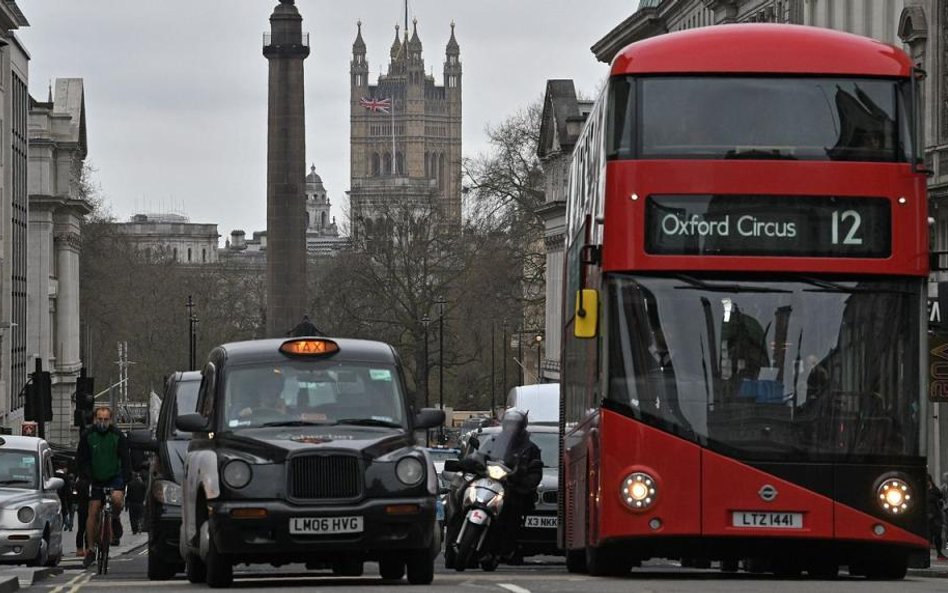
476, 408, 543, 562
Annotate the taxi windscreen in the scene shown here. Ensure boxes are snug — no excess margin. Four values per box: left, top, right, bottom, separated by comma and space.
0, 450, 38, 489
223, 361, 407, 430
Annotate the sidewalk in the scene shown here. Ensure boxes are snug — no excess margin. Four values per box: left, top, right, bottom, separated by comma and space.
0, 511, 149, 591
908, 551, 948, 578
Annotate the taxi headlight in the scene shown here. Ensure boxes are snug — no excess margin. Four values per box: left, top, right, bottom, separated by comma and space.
487, 465, 508, 481
620, 472, 657, 511
396, 457, 424, 486
877, 478, 911, 514
152, 479, 183, 506
223, 460, 252, 489
16, 507, 34, 524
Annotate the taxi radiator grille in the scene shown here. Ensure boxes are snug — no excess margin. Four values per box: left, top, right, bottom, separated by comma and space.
290, 455, 362, 499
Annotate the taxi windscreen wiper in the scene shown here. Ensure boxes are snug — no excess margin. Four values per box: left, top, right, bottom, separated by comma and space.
259, 420, 329, 427
0, 479, 31, 485
333, 418, 402, 428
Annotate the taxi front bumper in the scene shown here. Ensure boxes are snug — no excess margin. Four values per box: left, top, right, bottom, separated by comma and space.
0, 528, 43, 563
208, 497, 435, 562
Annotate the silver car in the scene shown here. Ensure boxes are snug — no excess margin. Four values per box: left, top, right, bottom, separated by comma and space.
0, 436, 64, 566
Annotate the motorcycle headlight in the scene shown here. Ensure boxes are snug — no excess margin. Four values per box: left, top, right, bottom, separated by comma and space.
152, 479, 182, 506
487, 465, 508, 481
16, 507, 34, 524
877, 478, 912, 514
223, 460, 252, 489
396, 457, 425, 486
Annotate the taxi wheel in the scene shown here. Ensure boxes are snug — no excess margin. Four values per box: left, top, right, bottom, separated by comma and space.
186, 552, 207, 584
406, 550, 435, 585
379, 558, 405, 580
205, 536, 233, 588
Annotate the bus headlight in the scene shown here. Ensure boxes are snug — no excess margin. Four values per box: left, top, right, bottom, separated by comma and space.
620, 472, 657, 511
877, 478, 911, 514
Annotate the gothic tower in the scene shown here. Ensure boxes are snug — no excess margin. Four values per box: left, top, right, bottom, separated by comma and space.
264, 0, 309, 337
349, 19, 462, 235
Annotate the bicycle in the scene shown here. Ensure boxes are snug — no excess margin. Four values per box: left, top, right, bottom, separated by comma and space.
95, 487, 113, 575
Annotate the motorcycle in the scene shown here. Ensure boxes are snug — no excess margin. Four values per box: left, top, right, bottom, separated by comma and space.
443, 453, 512, 572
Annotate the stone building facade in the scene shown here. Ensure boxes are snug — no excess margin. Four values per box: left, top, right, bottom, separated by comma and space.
27, 78, 90, 446
0, 2, 30, 428
113, 213, 220, 265
348, 20, 462, 234
537, 81, 593, 383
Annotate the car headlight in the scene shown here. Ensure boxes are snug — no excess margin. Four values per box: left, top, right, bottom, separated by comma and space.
487, 465, 508, 481
877, 478, 911, 514
152, 479, 183, 505
396, 457, 424, 486
620, 472, 657, 511
16, 507, 34, 524
223, 460, 252, 489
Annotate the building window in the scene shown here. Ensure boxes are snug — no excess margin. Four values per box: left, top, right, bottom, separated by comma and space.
188, 248, 192, 262
372, 152, 381, 176
202, 248, 207, 263
173, 247, 178, 261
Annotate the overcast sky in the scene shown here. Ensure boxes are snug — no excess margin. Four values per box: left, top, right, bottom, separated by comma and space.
19, 1, 638, 241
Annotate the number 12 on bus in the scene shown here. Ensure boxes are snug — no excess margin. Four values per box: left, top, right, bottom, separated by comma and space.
560, 24, 929, 580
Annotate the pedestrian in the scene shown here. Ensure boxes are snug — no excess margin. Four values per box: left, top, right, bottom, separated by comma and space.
126, 471, 146, 535
73, 473, 90, 557
928, 474, 946, 560
287, 315, 323, 337
59, 471, 73, 531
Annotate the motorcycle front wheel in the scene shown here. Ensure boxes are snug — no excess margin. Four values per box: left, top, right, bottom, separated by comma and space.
454, 521, 485, 572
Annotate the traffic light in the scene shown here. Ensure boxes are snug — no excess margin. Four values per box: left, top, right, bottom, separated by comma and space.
75, 370, 94, 428
24, 370, 52, 423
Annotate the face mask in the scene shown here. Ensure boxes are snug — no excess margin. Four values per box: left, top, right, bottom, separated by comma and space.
94, 421, 109, 433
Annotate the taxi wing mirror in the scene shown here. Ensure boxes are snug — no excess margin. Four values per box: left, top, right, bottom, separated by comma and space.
45, 477, 65, 492
128, 429, 159, 452
176, 413, 209, 433
574, 289, 599, 339
415, 408, 445, 430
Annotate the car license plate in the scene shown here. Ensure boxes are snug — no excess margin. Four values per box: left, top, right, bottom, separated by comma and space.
524, 515, 557, 528
290, 516, 364, 535
731, 512, 802, 529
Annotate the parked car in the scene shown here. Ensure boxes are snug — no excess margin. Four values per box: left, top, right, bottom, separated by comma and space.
506, 384, 559, 426
0, 436, 65, 566
130, 371, 202, 580
176, 337, 445, 587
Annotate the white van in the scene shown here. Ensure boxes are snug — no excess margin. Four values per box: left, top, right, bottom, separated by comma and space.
506, 383, 559, 425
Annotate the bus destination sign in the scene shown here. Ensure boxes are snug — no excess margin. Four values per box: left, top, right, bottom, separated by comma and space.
645, 195, 891, 258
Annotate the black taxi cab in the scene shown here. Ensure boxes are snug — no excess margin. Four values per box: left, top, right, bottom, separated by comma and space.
176, 338, 445, 587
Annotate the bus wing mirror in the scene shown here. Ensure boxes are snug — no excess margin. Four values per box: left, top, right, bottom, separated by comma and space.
574, 289, 599, 339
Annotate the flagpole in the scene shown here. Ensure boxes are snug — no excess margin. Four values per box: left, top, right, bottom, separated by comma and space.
391, 97, 396, 175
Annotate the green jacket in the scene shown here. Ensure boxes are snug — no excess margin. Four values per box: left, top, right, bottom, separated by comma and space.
76, 426, 132, 484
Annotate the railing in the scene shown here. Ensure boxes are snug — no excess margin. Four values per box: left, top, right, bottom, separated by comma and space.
263, 32, 310, 48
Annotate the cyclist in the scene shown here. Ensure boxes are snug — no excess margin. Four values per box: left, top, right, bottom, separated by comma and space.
76, 406, 132, 568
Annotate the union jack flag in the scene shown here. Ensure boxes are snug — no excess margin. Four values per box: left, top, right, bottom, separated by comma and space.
359, 97, 391, 113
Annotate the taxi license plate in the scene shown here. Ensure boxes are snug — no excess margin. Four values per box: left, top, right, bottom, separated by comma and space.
524, 515, 557, 528
290, 516, 364, 535
731, 512, 802, 529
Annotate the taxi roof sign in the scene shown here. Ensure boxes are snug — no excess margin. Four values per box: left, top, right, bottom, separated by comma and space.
279, 339, 339, 357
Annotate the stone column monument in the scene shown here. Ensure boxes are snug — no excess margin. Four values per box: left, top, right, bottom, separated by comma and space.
263, 0, 310, 337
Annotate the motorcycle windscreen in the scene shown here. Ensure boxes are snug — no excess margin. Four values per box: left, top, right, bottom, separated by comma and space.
476, 427, 526, 468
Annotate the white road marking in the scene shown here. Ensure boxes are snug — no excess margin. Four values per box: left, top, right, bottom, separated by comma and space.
498, 584, 532, 593
49, 572, 87, 593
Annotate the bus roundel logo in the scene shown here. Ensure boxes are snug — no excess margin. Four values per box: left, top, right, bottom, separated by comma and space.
759, 485, 778, 502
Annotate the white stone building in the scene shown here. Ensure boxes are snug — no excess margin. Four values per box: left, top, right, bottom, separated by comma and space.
0, 2, 31, 430
27, 78, 90, 446
113, 213, 220, 265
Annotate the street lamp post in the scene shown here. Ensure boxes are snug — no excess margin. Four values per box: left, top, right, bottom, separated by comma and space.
437, 295, 446, 443
518, 326, 524, 385
186, 295, 196, 371
421, 315, 431, 409
502, 320, 508, 399
535, 334, 543, 384
490, 323, 495, 416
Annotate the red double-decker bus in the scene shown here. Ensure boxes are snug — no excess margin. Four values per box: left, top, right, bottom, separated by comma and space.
559, 24, 929, 580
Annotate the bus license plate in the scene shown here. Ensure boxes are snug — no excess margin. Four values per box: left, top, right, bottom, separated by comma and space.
290, 516, 364, 535
524, 515, 557, 528
732, 512, 802, 529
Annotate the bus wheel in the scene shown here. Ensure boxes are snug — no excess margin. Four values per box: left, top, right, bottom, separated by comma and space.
720, 559, 739, 573
566, 549, 587, 574
864, 556, 907, 580
586, 545, 631, 577
806, 559, 839, 579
